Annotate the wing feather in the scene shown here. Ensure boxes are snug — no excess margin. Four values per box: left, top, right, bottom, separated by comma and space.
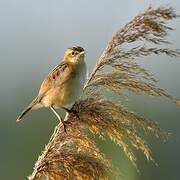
38, 61, 72, 97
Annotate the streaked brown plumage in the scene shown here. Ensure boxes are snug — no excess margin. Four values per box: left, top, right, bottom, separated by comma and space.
16, 46, 87, 130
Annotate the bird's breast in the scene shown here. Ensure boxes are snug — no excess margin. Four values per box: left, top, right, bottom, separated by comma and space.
42, 60, 87, 108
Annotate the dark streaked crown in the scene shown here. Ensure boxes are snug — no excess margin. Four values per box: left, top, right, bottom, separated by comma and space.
69, 46, 84, 53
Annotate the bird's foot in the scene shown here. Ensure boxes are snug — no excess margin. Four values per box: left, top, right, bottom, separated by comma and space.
60, 120, 73, 133
62, 107, 80, 119
50, 106, 69, 133
59, 120, 67, 132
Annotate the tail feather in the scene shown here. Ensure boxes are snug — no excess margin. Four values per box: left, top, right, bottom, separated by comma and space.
16, 97, 41, 122
16, 106, 32, 122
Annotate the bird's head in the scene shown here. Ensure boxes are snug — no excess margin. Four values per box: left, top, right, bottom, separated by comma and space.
64, 46, 85, 64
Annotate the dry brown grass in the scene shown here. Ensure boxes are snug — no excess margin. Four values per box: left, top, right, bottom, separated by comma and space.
28, 6, 179, 180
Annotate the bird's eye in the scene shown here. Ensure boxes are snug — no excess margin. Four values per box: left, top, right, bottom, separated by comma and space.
71, 51, 75, 56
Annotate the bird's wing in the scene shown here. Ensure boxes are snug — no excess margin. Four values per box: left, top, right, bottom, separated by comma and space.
38, 61, 72, 97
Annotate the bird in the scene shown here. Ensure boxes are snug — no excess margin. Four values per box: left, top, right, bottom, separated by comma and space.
16, 46, 87, 131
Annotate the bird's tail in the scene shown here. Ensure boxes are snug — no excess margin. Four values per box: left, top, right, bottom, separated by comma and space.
16, 97, 41, 122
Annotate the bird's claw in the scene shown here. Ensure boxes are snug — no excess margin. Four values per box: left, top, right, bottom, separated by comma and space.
59, 120, 73, 133
71, 109, 80, 119
59, 121, 67, 132
62, 107, 80, 119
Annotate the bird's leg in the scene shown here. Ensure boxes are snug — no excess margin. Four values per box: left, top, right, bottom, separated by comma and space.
50, 107, 66, 132
62, 107, 80, 119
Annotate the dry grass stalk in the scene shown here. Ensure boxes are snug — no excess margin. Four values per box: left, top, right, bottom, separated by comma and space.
29, 119, 112, 180
29, 6, 179, 180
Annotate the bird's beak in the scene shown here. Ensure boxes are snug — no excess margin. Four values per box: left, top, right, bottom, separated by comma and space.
80, 51, 86, 55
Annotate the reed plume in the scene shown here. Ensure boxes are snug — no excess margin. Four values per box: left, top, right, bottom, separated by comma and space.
28, 6, 180, 180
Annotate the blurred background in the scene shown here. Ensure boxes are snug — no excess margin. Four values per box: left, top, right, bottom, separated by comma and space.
0, 0, 180, 179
